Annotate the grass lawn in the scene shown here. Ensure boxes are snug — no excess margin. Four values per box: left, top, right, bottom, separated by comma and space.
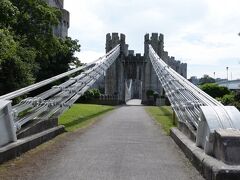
146, 106, 175, 135
59, 104, 114, 132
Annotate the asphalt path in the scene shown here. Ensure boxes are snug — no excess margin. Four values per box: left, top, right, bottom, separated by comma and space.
1, 105, 204, 180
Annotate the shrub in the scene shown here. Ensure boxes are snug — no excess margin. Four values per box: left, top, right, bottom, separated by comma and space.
91, 88, 100, 99
220, 94, 235, 105
200, 83, 230, 98
146, 89, 154, 98
234, 91, 240, 101
232, 101, 240, 111
153, 91, 159, 101
79, 88, 101, 102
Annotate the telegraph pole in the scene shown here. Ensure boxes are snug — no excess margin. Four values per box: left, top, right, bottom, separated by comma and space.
226, 67, 229, 80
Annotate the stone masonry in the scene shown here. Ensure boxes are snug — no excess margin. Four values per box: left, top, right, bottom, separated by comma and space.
143, 33, 187, 103
44, 0, 69, 38
102, 32, 187, 104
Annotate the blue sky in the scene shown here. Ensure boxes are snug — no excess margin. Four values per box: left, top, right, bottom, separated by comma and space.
65, 0, 240, 79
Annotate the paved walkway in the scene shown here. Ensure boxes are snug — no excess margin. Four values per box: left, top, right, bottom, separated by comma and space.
1, 106, 204, 180
126, 99, 142, 106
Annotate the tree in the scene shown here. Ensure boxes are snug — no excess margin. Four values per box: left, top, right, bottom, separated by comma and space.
0, 29, 17, 62
34, 36, 80, 81
220, 93, 235, 105
78, 89, 101, 102
146, 89, 154, 98
199, 74, 215, 85
234, 91, 240, 101
200, 83, 230, 98
0, 0, 81, 95
10, 0, 81, 81
218, 91, 240, 110
0, 0, 19, 28
0, 29, 36, 94
11, 0, 60, 40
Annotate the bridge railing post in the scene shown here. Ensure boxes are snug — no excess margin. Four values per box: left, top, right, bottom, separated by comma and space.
0, 100, 17, 147
0, 44, 120, 147
148, 44, 240, 164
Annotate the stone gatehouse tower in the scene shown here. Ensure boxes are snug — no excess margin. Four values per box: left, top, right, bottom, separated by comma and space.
44, 0, 69, 38
103, 32, 187, 104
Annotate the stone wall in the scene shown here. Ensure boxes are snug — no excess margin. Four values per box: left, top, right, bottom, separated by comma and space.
144, 33, 187, 78
142, 33, 187, 103
104, 32, 187, 105
44, 0, 63, 8
143, 33, 163, 103
105, 33, 125, 102
44, 0, 69, 38
124, 53, 145, 99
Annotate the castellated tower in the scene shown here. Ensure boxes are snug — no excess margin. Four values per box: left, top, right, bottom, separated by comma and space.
105, 33, 126, 102
143, 33, 164, 103
143, 33, 187, 103
103, 32, 187, 105
44, 0, 69, 38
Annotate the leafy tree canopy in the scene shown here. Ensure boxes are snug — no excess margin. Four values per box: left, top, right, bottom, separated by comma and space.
0, 0, 81, 95
199, 74, 215, 85
218, 92, 240, 111
11, 0, 60, 39
200, 83, 230, 98
0, 29, 36, 94
0, 29, 17, 62
0, 0, 19, 28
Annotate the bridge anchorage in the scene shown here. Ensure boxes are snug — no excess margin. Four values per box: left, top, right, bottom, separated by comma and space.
0, 32, 240, 168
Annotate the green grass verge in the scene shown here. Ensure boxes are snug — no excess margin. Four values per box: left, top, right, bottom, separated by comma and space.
146, 106, 175, 135
59, 104, 114, 132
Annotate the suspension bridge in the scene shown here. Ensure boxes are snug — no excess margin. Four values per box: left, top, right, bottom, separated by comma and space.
0, 33, 240, 180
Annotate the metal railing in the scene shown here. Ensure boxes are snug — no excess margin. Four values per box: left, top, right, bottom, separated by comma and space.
148, 45, 240, 154
125, 79, 132, 102
0, 45, 120, 147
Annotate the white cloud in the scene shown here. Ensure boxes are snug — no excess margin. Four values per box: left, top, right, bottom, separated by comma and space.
76, 50, 104, 63
65, 0, 240, 79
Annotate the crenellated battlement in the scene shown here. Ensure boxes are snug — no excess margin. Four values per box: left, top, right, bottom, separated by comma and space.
106, 33, 128, 55
103, 32, 187, 104
144, 33, 187, 78
144, 33, 164, 58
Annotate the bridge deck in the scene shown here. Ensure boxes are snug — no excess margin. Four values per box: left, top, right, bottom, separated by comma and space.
1, 106, 203, 180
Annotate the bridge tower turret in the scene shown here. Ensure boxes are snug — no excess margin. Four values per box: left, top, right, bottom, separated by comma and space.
143, 33, 187, 104
143, 33, 164, 104
144, 33, 164, 58
103, 32, 187, 105
105, 33, 126, 102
